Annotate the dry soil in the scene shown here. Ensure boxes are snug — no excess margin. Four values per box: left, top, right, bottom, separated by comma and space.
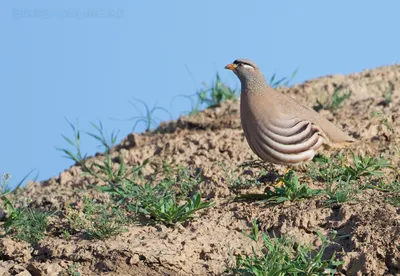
1, 64, 400, 276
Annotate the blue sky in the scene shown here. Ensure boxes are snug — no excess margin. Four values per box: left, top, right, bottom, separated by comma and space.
1, 1, 399, 187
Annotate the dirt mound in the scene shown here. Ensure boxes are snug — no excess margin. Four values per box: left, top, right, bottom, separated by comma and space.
1, 65, 400, 275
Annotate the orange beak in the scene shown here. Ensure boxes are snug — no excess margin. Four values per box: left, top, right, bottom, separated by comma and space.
224, 63, 237, 70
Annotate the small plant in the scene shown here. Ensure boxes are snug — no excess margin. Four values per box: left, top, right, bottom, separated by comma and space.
382, 82, 394, 105
111, 98, 171, 132
313, 86, 352, 112
368, 178, 400, 206
96, 169, 212, 226
1, 173, 13, 196
65, 197, 131, 240
161, 162, 204, 197
91, 160, 212, 226
138, 192, 213, 226
237, 170, 323, 203
86, 121, 119, 153
386, 195, 400, 207
0, 173, 17, 219
60, 263, 81, 276
176, 73, 237, 116
77, 151, 128, 186
1, 171, 44, 244
310, 154, 393, 205
59, 121, 213, 226
233, 222, 342, 275
308, 155, 347, 183
58, 119, 88, 166
309, 154, 391, 183
242, 219, 260, 242
1, 170, 36, 197
196, 73, 238, 108
58, 120, 128, 184
268, 68, 298, 88
129, 99, 172, 132
3, 207, 51, 244
324, 176, 360, 205
372, 111, 393, 133
343, 154, 391, 180
265, 170, 323, 203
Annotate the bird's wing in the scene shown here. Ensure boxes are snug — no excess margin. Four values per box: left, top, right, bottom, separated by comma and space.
242, 93, 325, 165
276, 92, 356, 145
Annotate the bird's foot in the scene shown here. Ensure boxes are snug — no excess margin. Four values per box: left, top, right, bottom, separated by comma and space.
271, 168, 292, 188
273, 179, 285, 188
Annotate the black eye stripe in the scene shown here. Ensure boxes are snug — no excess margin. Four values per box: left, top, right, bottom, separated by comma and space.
233, 60, 254, 68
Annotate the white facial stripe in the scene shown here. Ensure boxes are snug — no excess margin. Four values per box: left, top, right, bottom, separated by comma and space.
242, 64, 254, 70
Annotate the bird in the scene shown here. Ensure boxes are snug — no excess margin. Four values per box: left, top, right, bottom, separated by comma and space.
225, 59, 355, 167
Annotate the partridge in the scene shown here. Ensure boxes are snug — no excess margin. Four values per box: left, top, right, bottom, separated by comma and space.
225, 59, 355, 166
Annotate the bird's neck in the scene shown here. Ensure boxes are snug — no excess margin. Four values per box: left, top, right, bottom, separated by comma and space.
240, 74, 269, 95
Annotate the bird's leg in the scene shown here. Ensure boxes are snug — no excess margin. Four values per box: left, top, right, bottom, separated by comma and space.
344, 150, 354, 166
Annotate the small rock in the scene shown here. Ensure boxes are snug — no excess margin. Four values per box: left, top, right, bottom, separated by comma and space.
128, 254, 140, 265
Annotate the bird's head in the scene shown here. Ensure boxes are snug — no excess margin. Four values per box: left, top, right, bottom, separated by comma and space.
225, 59, 262, 84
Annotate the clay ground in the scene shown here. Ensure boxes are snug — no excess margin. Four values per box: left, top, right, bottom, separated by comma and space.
1, 64, 400, 276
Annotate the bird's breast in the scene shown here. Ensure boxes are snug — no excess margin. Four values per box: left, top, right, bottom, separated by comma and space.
240, 94, 325, 165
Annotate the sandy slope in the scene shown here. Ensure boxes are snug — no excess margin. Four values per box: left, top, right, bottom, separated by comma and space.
1, 64, 400, 275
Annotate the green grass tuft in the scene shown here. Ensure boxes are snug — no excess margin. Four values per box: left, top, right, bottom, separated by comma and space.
309, 154, 391, 183
65, 197, 132, 240
59, 120, 213, 227
268, 68, 299, 88
3, 207, 51, 244
313, 86, 352, 112
60, 263, 81, 276
196, 73, 238, 109
94, 164, 213, 226
372, 111, 394, 133
232, 222, 342, 275
137, 192, 213, 226
309, 154, 395, 205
